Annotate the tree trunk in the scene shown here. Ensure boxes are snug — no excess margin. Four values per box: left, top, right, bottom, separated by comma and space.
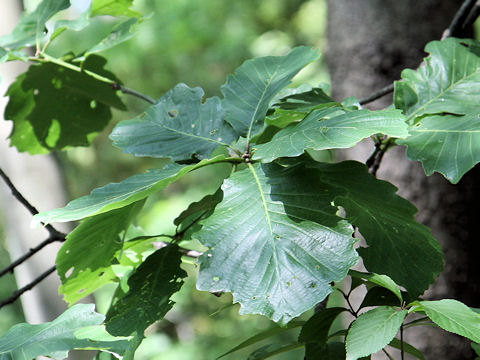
326, 1, 479, 359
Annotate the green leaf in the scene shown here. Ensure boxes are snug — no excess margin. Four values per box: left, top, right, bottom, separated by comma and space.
105, 245, 186, 336
92, 0, 142, 18
472, 342, 480, 356
57, 201, 144, 304
273, 86, 335, 112
417, 299, 480, 343
4, 55, 126, 154
395, 38, 480, 122
49, 9, 91, 42
0, 0, 70, 50
359, 287, 401, 309
86, 17, 141, 55
247, 343, 304, 360
299, 307, 347, 344
253, 107, 407, 162
306, 161, 443, 297
305, 342, 346, 360
349, 270, 402, 302
196, 163, 358, 324
111, 84, 238, 161
222, 46, 320, 141
388, 338, 425, 360
398, 114, 480, 183
218, 321, 303, 359
174, 190, 223, 239
0, 304, 129, 360
346, 306, 407, 360
395, 38, 480, 183
33, 155, 232, 224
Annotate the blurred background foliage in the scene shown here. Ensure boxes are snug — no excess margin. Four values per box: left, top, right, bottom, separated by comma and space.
2, 0, 329, 358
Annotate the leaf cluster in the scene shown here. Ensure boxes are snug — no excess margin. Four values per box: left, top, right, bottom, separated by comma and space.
1, 1, 480, 359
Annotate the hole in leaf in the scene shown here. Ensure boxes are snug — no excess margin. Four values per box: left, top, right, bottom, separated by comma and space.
213, 276, 220, 282
33, 89, 39, 96
98, 271, 104, 277
168, 110, 178, 118
90, 100, 97, 109
65, 267, 74, 278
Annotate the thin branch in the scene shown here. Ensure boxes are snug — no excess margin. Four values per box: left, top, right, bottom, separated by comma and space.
111, 83, 156, 105
30, 54, 157, 106
400, 323, 405, 360
0, 234, 65, 278
463, 1, 480, 30
359, 83, 394, 105
0, 265, 57, 309
0, 167, 63, 237
382, 348, 395, 360
442, 0, 477, 39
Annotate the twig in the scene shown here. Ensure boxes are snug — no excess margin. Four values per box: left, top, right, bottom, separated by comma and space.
111, 83, 156, 105
382, 348, 395, 360
0, 167, 63, 237
0, 265, 57, 309
0, 234, 65, 278
400, 323, 405, 360
463, 1, 480, 30
442, 0, 477, 39
359, 83, 395, 105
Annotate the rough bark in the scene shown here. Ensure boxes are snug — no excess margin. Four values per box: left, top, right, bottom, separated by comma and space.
326, 1, 479, 359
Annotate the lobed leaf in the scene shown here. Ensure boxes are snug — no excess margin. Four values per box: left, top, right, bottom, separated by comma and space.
111, 84, 237, 161
33, 155, 231, 224
253, 108, 407, 162
105, 245, 186, 336
0, 304, 129, 360
306, 161, 444, 297
397, 114, 480, 183
196, 163, 358, 324
222, 46, 320, 142
57, 201, 144, 304
417, 299, 480, 343
346, 306, 407, 360
395, 38, 480, 183
4, 55, 126, 154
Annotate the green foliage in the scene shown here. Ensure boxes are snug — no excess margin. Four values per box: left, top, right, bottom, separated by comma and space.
345, 307, 407, 360
0, 0, 70, 50
33, 156, 233, 224
2, 1, 480, 358
57, 201, 144, 304
221, 46, 319, 139
111, 83, 238, 161
105, 245, 186, 338
413, 299, 480, 343
195, 162, 358, 324
254, 108, 407, 162
396, 38, 480, 183
0, 304, 129, 359
5, 55, 125, 153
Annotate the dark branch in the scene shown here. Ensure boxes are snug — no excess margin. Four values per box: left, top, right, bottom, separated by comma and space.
112, 83, 156, 104
443, 0, 477, 38
359, 83, 395, 105
463, 1, 480, 30
0, 234, 65, 278
0, 167, 63, 237
0, 265, 57, 309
